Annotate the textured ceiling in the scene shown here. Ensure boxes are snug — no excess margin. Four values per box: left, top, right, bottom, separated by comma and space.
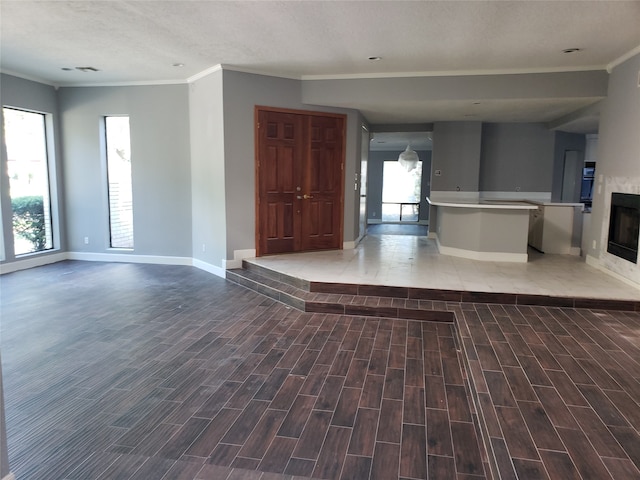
1, 1, 639, 129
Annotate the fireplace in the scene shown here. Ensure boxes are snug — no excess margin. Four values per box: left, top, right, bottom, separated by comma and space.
608, 193, 640, 263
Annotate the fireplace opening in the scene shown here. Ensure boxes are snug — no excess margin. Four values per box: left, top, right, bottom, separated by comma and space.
608, 192, 640, 263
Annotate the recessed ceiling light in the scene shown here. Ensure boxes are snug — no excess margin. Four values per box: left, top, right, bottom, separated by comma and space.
172, 63, 185, 67
368, 56, 382, 61
562, 48, 581, 54
75, 66, 99, 72
61, 67, 73, 71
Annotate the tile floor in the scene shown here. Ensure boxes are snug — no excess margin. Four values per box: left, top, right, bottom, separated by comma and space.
0, 261, 486, 480
248, 231, 640, 301
1, 231, 639, 480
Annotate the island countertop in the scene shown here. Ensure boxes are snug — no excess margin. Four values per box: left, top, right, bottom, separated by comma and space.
426, 197, 539, 210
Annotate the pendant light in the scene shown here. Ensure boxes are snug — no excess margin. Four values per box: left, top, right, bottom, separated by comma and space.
398, 145, 419, 172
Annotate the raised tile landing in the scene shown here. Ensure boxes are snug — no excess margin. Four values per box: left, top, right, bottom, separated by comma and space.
229, 259, 640, 314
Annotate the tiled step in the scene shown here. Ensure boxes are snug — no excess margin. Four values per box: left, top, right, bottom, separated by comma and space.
236, 260, 640, 313
226, 261, 455, 323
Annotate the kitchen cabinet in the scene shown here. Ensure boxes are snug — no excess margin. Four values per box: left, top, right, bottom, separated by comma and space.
527, 203, 582, 254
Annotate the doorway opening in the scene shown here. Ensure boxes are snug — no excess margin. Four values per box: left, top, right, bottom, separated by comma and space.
382, 159, 422, 222
366, 131, 432, 232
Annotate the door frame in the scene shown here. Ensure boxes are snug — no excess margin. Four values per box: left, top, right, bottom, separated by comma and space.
254, 105, 346, 257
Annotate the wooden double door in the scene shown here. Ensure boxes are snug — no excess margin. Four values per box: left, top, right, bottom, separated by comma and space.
255, 107, 345, 256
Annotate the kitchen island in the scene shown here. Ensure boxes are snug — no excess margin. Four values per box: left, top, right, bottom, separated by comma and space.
427, 197, 538, 262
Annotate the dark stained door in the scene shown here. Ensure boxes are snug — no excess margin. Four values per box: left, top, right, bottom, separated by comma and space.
256, 107, 345, 256
301, 114, 344, 251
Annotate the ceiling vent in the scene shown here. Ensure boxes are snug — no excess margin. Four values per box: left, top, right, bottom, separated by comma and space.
75, 66, 100, 72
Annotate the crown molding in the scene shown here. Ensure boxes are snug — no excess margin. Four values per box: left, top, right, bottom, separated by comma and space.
0, 69, 58, 87
187, 64, 223, 83
55, 79, 188, 88
219, 64, 301, 80
301, 65, 608, 81
607, 44, 640, 72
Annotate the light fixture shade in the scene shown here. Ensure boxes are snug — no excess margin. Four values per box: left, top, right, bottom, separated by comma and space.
398, 145, 419, 172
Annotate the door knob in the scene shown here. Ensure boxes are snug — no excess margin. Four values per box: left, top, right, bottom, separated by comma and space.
303, 194, 314, 199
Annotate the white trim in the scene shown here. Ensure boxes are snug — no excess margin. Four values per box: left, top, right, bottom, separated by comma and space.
367, 219, 383, 224
302, 65, 607, 81
66, 252, 192, 265
435, 237, 528, 263
428, 232, 438, 240
568, 246, 582, 257
607, 44, 640, 73
343, 240, 357, 249
0, 252, 67, 274
222, 259, 242, 269
586, 254, 640, 291
2, 472, 16, 480
187, 64, 223, 83
218, 64, 300, 80
0, 68, 57, 87
223, 249, 257, 269
193, 258, 226, 278
57, 79, 189, 88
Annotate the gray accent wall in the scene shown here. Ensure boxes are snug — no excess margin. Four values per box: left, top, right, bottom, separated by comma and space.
58, 84, 192, 257
431, 122, 482, 192
480, 123, 556, 193
221, 70, 362, 259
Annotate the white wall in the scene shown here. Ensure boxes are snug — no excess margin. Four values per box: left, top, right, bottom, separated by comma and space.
189, 70, 226, 270
587, 53, 640, 286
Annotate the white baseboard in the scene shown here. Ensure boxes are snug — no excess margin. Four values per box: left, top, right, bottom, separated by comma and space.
343, 240, 357, 249
586, 254, 640, 291
193, 258, 226, 278
436, 237, 528, 263
568, 246, 581, 256
67, 252, 192, 266
0, 252, 67, 274
223, 249, 256, 269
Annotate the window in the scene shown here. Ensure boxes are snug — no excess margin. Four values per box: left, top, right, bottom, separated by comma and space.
382, 160, 422, 222
3, 107, 54, 255
105, 116, 133, 248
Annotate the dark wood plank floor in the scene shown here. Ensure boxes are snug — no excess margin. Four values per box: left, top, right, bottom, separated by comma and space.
1, 261, 639, 479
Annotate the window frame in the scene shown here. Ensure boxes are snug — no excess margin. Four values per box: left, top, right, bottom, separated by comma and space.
1, 106, 60, 259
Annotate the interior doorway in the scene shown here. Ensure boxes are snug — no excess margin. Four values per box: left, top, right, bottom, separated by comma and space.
561, 150, 581, 203
255, 106, 346, 256
366, 131, 432, 228
382, 158, 422, 222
